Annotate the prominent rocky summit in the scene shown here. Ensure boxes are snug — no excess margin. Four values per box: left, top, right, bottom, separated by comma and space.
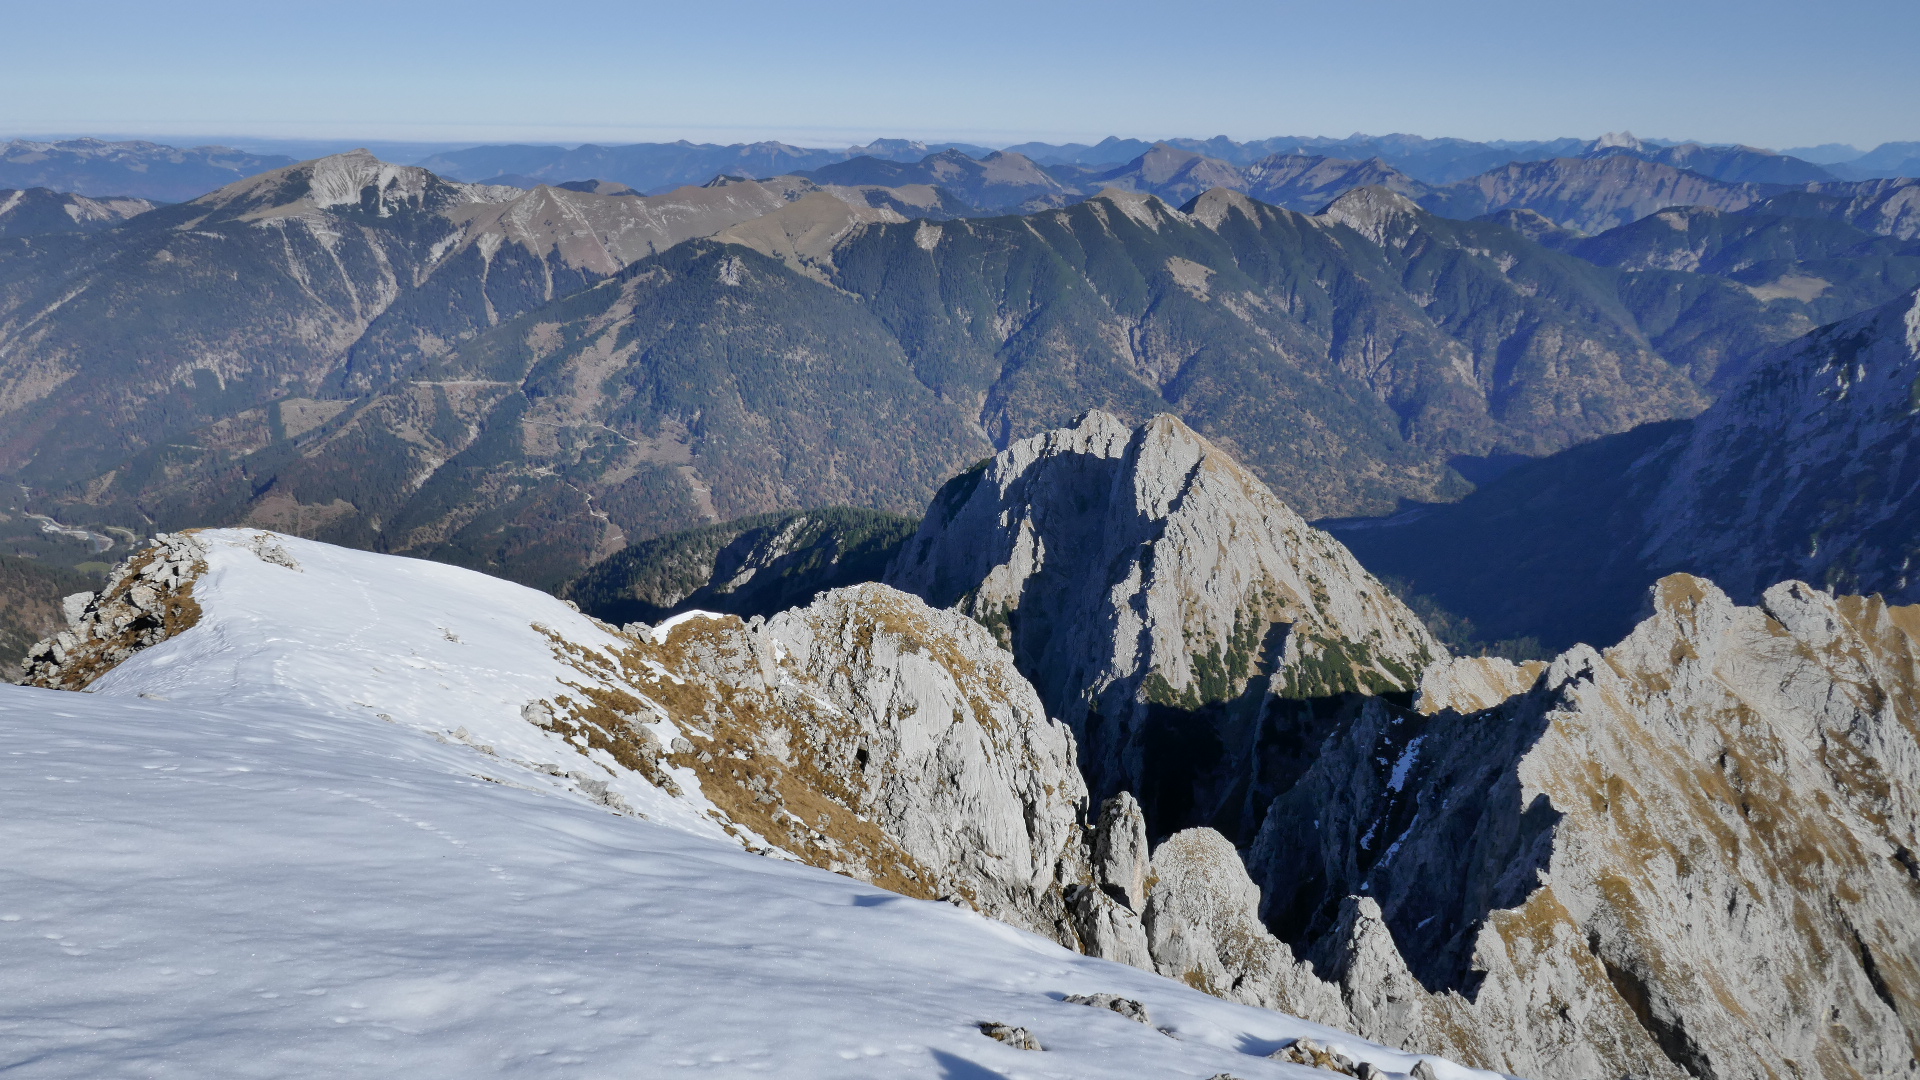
887, 411, 1440, 820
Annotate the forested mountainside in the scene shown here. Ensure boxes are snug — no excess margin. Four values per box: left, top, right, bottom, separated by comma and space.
11, 145, 1919, 592
1337, 286, 1920, 652
561, 506, 919, 625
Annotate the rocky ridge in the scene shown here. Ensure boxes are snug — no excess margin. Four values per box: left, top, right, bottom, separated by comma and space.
0, 187, 154, 237
20, 529, 1092, 944
18, 531, 209, 689
1061, 573, 1920, 1080
23, 473, 1920, 1080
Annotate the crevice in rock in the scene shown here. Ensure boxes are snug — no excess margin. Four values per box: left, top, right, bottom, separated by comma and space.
1852, 925, 1899, 1014
1892, 844, 1920, 884
1593, 937, 1718, 1080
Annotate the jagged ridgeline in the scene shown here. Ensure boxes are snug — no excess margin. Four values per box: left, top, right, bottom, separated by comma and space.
27, 523, 1920, 1080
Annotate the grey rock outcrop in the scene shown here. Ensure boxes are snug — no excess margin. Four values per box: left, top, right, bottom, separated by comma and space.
1063, 570, 1920, 1080
1139, 827, 1346, 1024
1093, 791, 1151, 911
887, 410, 1440, 816
1069, 791, 1155, 967
19, 532, 210, 689
616, 582, 1089, 941
758, 583, 1090, 931
1063, 993, 1152, 1026
1413, 655, 1544, 714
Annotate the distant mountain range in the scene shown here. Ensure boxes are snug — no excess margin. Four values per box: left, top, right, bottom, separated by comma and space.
8, 147, 1917, 590
0, 139, 294, 201
18, 131, 1920, 206
414, 138, 996, 194
1, 139, 1917, 590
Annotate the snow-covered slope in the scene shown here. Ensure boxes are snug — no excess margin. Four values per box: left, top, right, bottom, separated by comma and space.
2, 529, 1494, 1078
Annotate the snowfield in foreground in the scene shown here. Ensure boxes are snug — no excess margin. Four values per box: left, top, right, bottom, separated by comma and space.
0, 530, 1493, 1078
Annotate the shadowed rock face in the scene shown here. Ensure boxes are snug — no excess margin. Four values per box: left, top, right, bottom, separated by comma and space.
1089, 573, 1920, 1080
886, 410, 1440, 824
1640, 287, 1920, 603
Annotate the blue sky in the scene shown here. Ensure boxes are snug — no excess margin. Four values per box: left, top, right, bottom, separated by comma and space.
4, 0, 1915, 150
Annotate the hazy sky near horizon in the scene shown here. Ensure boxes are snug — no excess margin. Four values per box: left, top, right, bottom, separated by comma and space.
4, 0, 1914, 151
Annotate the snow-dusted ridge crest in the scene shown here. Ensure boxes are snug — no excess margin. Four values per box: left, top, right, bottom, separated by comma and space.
2, 527, 1499, 1079
25, 529, 1084, 911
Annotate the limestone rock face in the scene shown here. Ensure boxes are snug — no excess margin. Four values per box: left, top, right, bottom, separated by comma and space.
1413, 655, 1544, 714
760, 583, 1090, 930
598, 583, 1091, 943
1139, 827, 1345, 1026
1506, 576, 1920, 1080
1093, 792, 1152, 912
1075, 572, 1920, 1080
1204, 573, 1920, 1080
886, 410, 1440, 809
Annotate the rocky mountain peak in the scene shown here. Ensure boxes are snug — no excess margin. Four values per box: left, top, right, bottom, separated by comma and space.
1183, 186, 1263, 230
886, 410, 1440, 812
191, 148, 515, 221
1318, 185, 1427, 244
1086, 187, 1185, 229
